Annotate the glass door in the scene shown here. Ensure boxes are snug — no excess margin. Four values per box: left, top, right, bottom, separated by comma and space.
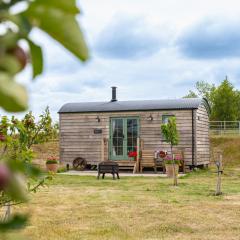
110, 118, 124, 160
110, 117, 139, 160
127, 118, 138, 157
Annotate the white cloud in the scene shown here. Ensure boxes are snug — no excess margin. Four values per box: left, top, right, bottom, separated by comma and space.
2, 0, 240, 120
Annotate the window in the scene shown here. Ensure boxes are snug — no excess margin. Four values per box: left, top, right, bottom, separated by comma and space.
162, 115, 175, 124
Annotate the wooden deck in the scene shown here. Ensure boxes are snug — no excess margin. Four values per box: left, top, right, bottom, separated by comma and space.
115, 160, 135, 170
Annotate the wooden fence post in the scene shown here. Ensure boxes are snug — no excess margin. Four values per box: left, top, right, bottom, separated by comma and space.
215, 152, 223, 196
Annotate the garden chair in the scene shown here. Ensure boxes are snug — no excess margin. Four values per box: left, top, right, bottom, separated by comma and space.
140, 150, 156, 173
172, 148, 185, 173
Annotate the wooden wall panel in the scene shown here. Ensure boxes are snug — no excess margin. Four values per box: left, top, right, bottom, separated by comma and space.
59, 109, 206, 166
195, 104, 210, 165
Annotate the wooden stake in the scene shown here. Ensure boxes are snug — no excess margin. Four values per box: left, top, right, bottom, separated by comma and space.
215, 153, 223, 195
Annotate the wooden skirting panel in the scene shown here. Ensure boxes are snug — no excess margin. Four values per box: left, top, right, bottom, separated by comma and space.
115, 161, 135, 167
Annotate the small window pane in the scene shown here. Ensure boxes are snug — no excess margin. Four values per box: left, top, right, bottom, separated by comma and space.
162, 115, 175, 124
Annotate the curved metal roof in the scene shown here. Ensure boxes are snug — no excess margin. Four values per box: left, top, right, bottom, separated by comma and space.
58, 98, 210, 115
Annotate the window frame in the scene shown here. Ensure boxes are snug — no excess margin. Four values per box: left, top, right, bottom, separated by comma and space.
162, 114, 175, 125
161, 114, 176, 141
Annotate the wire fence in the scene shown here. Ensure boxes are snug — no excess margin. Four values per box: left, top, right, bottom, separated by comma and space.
209, 121, 240, 135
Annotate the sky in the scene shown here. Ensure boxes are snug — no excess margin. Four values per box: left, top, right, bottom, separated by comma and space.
4, 0, 240, 120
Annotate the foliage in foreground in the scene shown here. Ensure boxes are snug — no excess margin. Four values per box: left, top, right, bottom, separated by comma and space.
0, 107, 58, 231
0, 0, 88, 112
0, 0, 88, 232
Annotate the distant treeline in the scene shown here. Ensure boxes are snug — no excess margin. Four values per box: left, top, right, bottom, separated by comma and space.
184, 77, 240, 121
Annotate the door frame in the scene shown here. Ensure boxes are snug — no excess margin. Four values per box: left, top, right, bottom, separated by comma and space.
109, 116, 140, 160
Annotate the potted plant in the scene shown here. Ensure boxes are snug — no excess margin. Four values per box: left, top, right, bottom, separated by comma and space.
128, 147, 138, 160
46, 156, 58, 173
164, 154, 182, 178
161, 117, 179, 186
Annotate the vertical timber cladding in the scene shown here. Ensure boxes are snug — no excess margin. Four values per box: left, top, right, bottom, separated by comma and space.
59, 109, 195, 166
195, 104, 210, 165
59, 113, 109, 165
141, 110, 195, 166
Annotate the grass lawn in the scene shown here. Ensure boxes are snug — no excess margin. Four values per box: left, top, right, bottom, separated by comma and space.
5, 167, 239, 240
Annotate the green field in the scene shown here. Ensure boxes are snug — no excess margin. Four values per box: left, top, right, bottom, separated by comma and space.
4, 167, 240, 240
3, 136, 240, 240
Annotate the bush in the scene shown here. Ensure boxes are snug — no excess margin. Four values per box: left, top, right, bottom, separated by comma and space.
164, 160, 181, 165
46, 160, 58, 164
57, 167, 67, 173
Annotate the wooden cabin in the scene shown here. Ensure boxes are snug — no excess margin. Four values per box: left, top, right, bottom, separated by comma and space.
58, 87, 211, 171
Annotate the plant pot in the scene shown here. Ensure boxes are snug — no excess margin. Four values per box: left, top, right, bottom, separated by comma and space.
46, 163, 58, 173
165, 164, 179, 178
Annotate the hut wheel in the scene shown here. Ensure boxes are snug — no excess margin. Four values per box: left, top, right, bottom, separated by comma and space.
73, 157, 87, 170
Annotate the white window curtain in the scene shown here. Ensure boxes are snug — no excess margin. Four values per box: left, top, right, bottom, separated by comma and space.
112, 120, 116, 156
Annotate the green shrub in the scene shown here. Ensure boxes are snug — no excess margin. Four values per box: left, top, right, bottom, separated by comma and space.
57, 167, 67, 173
164, 160, 181, 165
46, 160, 58, 164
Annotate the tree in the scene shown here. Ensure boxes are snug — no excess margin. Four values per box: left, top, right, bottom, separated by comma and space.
0, 108, 59, 230
211, 79, 239, 121
195, 81, 215, 105
183, 77, 240, 121
183, 90, 198, 98
183, 81, 215, 106
161, 117, 179, 186
23, 107, 55, 146
0, 0, 88, 232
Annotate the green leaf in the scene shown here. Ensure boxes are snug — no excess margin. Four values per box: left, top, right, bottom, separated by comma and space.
0, 214, 28, 231
6, 173, 28, 202
23, 0, 89, 61
0, 54, 22, 75
27, 39, 43, 79
0, 73, 28, 112
31, 0, 80, 14
8, 159, 42, 178
0, 30, 19, 49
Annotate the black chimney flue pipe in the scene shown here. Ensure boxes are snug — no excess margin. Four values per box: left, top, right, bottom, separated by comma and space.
111, 86, 117, 102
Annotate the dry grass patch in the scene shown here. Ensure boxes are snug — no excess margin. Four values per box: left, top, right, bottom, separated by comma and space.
210, 136, 240, 167
2, 169, 238, 240
2, 135, 240, 239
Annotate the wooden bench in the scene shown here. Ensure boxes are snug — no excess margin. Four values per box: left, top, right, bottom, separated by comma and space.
140, 149, 185, 173
97, 161, 120, 179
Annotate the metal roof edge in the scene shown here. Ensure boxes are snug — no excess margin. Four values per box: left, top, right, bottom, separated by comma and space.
58, 107, 199, 114
201, 98, 211, 116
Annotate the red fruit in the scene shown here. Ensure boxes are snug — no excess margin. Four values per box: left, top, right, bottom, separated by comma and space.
7, 46, 28, 70
0, 134, 6, 142
12, 119, 17, 125
0, 164, 11, 191
26, 119, 33, 126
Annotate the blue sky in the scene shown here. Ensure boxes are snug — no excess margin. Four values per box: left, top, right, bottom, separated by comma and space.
5, 0, 240, 120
